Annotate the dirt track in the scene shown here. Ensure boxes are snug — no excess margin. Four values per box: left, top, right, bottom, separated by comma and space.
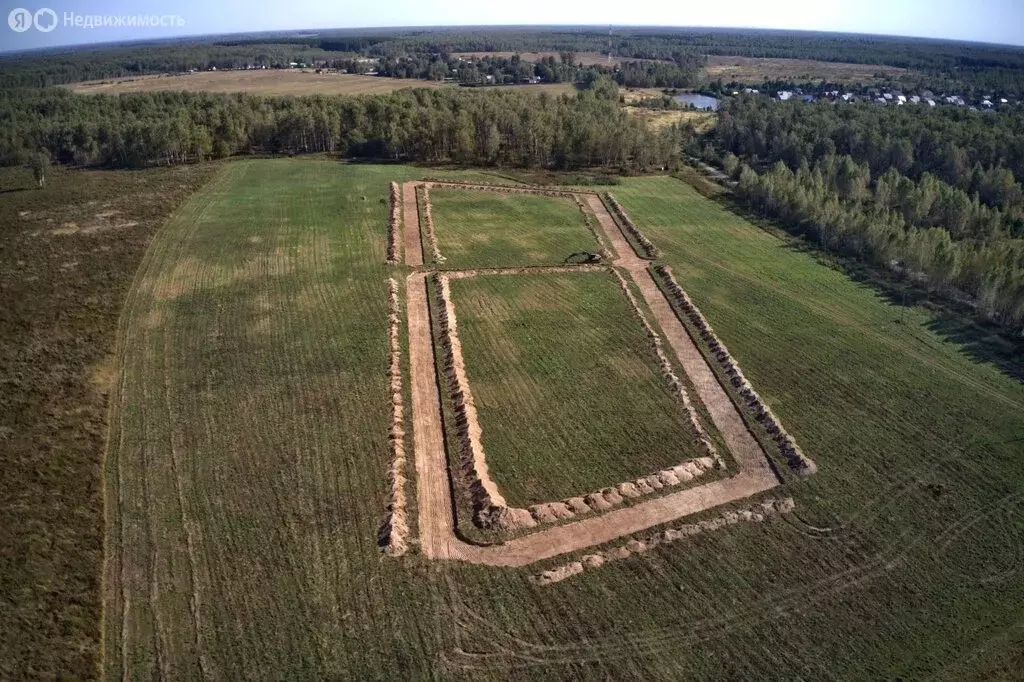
402, 183, 423, 266
405, 187, 781, 566
406, 273, 456, 558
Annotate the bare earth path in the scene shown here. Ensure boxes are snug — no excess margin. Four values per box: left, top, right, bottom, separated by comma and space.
406, 273, 457, 558
406, 189, 781, 567
584, 195, 774, 476
402, 182, 423, 266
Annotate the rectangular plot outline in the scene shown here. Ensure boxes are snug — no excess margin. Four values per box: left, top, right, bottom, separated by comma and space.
423, 182, 609, 268
402, 180, 803, 565
432, 265, 733, 533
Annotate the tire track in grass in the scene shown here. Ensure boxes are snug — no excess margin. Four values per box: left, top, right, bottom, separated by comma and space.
443, 455, 1009, 672
162, 176, 247, 677
107, 162, 437, 676
162, 275, 210, 680
112, 164, 239, 679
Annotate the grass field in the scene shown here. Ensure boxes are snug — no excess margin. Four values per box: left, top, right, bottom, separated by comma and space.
67, 71, 445, 95
26, 156, 1019, 679
451, 51, 628, 66
66, 70, 579, 97
705, 55, 910, 83
447, 270, 720, 506
0, 162, 220, 679
605, 175, 1024, 677
627, 108, 718, 132
429, 187, 599, 267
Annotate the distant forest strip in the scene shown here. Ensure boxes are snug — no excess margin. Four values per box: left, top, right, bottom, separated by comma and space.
706, 96, 1024, 332
3, 27, 1024, 94
0, 81, 681, 171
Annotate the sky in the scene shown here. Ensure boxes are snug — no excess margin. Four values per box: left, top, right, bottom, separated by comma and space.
2, 0, 1023, 52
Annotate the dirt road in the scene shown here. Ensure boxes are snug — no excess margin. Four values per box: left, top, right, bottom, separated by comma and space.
402, 182, 423, 266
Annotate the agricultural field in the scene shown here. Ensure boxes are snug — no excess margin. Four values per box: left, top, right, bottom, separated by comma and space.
428, 187, 600, 267
66, 70, 579, 97
15, 155, 1012, 679
67, 70, 446, 95
101, 158, 570, 678
447, 270, 721, 506
705, 54, 911, 83
452, 51, 624, 66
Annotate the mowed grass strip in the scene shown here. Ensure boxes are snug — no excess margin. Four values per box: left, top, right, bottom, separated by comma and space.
448, 270, 714, 506
429, 187, 598, 267
103, 159, 457, 679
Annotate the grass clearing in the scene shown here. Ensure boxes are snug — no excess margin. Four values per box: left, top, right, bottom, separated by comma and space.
451, 51, 630, 66
98, 159, 570, 678
447, 270, 719, 507
103, 158, 441, 679
66, 71, 579, 97
706, 55, 911, 83
429, 187, 599, 267
627, 107, 717, 131
67, 70, 446, 95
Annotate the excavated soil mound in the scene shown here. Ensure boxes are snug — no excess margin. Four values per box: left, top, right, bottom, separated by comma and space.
655, 265, 817, 476
533, 497, 797, 585
382, 278, 409, 555
386, 182, 400, 265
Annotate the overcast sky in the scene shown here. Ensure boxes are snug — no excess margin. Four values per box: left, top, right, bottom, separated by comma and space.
2, 0, 1023, 52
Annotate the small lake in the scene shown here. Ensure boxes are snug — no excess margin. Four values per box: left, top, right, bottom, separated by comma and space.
673, 93, 720, 111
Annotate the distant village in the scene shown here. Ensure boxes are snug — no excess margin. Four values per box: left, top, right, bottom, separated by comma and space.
181, 59, 1020, 111
740, 86, 1018, 111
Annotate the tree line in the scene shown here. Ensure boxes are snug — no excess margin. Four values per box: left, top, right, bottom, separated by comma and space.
707, 97, 1024, 332
0, 81, 682, 172
5, 27, 1023, 93
713, 96, 1024, 233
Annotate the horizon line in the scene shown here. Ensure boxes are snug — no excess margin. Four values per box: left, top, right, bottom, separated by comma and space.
3, 23, 1024, 57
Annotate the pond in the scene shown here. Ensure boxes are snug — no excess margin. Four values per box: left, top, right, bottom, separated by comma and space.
673, 93, 720, 111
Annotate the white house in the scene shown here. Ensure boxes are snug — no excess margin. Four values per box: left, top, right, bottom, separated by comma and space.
910, 95, 921, 104
926, 99, 936, 107
897, 95, 907, 104
777, 90, 794, 101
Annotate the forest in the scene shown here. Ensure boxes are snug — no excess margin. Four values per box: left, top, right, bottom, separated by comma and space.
710, 96, 1024, 331
0, 80, 681, 171
4, 26, 1024, 94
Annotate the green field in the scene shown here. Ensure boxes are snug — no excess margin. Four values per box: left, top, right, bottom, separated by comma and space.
609, 175, 1024, 677
101, 158, 530, 678
429, 187, 599, 267
95, 160, 1024, 679
448, 270, 719, 506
